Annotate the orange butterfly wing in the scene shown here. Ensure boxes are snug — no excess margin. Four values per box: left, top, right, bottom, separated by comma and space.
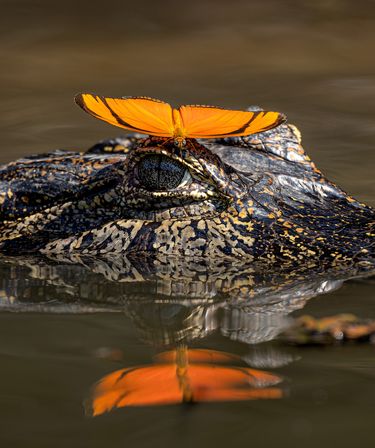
75, 93, 174, 136
179, 105, 286, 138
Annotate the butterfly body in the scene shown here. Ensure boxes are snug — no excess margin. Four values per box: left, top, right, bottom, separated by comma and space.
75, 94, 286, 142
171, 108, 185, 138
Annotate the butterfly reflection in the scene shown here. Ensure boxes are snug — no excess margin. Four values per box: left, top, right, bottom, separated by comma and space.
86, 348, 284, 416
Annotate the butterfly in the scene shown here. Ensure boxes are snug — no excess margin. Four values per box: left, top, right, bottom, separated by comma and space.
75, 93, 286, 147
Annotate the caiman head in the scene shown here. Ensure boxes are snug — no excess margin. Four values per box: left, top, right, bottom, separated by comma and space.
0, 119, 374, 268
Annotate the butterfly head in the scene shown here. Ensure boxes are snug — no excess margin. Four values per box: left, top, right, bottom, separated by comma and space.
174, 136, 187, 148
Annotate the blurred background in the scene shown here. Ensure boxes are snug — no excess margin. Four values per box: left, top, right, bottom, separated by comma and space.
0, 0, 374, 204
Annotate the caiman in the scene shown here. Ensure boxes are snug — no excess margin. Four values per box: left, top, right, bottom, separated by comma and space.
0, 109, 373, 270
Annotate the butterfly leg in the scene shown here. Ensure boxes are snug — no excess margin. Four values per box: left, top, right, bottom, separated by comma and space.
157, 137, 185, 158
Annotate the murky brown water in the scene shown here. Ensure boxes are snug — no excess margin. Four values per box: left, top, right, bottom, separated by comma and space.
0, 0, 375, 446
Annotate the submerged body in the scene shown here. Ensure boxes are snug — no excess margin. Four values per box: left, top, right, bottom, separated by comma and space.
0, 117, 373, 269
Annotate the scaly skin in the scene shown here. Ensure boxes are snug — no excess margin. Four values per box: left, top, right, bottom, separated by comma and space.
0, 119, 374, 268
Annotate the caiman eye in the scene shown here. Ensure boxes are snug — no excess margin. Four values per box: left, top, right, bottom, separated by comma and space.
136, 154, 190, 191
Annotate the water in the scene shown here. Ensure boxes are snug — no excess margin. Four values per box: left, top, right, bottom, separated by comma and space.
0, 0, 375, 446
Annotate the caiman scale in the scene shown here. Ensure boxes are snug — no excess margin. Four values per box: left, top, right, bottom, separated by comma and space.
0, 114, 374, 268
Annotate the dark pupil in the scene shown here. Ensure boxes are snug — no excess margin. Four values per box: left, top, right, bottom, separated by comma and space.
137, 155, 186, 191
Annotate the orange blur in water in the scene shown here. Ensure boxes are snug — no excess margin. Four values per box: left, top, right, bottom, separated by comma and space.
88, 348, 283, 416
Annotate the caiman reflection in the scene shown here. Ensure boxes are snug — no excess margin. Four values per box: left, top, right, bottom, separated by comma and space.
0, 255, 375, 419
